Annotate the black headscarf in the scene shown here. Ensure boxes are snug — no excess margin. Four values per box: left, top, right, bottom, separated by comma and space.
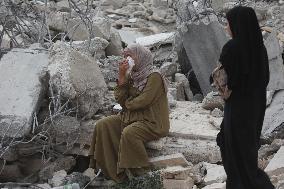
220, 6, 269, 91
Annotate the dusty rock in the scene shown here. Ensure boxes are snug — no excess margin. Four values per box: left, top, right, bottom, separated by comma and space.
176, 82, 186, 101
202, 92, 224, 111
265, 146, 284, 177
149, 153, 191, 168
262, 90, 284, 138
0, 44, 48, 138
258, 139, 284, 159
0, 163, 24, 182
105, 28, 123, 56
36, 183, 51, 189
267, 90, 275, 106
175, 73, 194, 101
160, 62, 178, 77
99, 56, 122, 83
149, 137, 222, 164
48, 43, 107, 118
70, 38, 109, 59
62, 172, 90, 188
101, 0, 126, 9
67, 16, 111, 41
202, 163, 227, 185
168, 89, 178, 108
162, 166, 192, 180
39, 156, 76, 181
49, 170, 67, 187
153, 45, 176, 65
83, 168, 96, 181
1, 147, 18, 162
264, 32, 284, 90
170, 101, 221, 140
211, 108, 223, 118
43, 116, 80, 149
163, 177, 194, 189
136, 32, 175, 47
146, 137, 167, 150
1, 33, 11, 49
202, 183, 226, 189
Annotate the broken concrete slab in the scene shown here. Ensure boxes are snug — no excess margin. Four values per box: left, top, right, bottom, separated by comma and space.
262, 90, 284, 138
202, 163, 227, 185
0, 45, 48, 138
48, 43, 107, 118
149, 153, 191, 168
118, 28, 146, 45
181, 21, 229, 95
136, 32, 175, 47
264, 32, 284, 91
265, 146, 284, 177
163, 177, 194, 189
161, 166, 192, 180
202, 183, 226, 189
170, 101, 221, 140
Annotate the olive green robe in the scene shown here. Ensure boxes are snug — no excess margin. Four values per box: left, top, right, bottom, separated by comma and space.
89, 72, 170, 182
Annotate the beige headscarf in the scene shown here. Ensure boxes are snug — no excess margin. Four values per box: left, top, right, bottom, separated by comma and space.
125, 44, 168, 92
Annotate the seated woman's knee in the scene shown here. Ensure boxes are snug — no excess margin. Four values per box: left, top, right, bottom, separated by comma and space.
121, 126, 136, 140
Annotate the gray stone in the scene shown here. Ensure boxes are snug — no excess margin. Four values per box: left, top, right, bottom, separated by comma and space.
49, 170, 67, 187
266, 90, 275, 107
170, 101, 221, 141
62, 172, 90, 188
265, 146, 284, 177
146, 137, 167, 150
0, 45, 49, 138
99, 56, 122, 83
71, 38, 109, 59
106, 28, 123, 56
160, 62, 178, 77
175, 73, 194, 101
211, 0, 228, 13
39, 156, 76, 181
211, 108, 223, 118
202, 163, 227, 185
262, 90, 284, 138
36, 184, 51, 189
48, 43, 107, 118
202, 92, 224, 111
0, 163, 24, 182
264, 32, 284, 91
67, 16, 111, 41
167, 88, 177, 108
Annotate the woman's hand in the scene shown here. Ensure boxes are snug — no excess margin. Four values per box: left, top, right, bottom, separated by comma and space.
118, 59, 129, 85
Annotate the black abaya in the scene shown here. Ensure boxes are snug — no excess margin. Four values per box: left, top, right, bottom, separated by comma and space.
216, 6, 275, 189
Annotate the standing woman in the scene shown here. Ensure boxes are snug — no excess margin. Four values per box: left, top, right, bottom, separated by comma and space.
216, 6, 275, 189
88, 44, 170, 183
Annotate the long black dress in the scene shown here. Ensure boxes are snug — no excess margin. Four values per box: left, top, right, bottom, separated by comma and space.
216, 38, 275, 189
216, 6, 275, 189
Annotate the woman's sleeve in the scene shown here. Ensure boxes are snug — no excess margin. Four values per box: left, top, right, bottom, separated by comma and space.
219, 40, 239, 90
114, 82, 129, 108
125, 73, 163, 111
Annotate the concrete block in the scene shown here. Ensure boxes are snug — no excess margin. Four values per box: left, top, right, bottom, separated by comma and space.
0, 45, 48, 138
163, 177, 194, 189
265, 146, 284, 177
149, 153, 191, 168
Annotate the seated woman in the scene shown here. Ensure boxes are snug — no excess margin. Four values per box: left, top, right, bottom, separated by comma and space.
88, 44, 170, 183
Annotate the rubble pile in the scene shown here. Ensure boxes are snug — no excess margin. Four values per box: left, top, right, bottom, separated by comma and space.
0, 0, 284, 188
